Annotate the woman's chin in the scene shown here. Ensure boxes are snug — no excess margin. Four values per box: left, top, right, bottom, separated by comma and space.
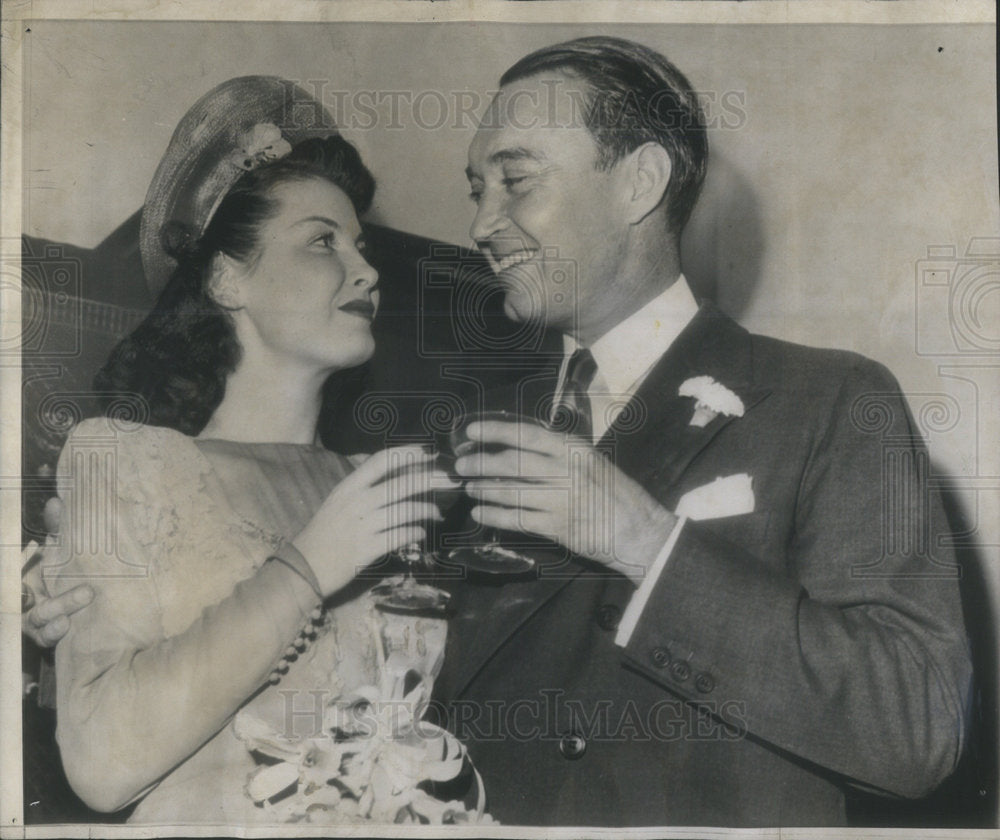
336, 335, 376, 370
305, 337, 376, 377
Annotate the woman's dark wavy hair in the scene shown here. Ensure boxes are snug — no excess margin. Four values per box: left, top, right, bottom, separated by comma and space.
95, 136, 375, 436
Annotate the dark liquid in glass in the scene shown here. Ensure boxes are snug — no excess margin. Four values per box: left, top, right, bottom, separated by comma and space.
445, 410, 536, 576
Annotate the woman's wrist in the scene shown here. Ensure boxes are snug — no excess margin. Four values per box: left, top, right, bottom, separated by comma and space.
289, 534, 353, 598
268, 542, 323, 600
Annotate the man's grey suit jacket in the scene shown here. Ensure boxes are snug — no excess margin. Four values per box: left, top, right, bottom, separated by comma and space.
435, 302, 972, 827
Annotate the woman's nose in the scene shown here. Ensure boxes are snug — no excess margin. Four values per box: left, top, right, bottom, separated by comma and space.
353, 257, 379, 289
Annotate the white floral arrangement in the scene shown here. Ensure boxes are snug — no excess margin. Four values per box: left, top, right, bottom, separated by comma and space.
233, 602, 493, 825
678, 376, 745, 428
234, 690, 490, 825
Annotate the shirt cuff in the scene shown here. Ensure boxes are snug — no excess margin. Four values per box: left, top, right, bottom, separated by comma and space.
614, 516, 687, 647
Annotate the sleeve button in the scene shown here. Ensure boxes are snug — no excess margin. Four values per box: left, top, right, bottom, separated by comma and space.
596, 604, 622, 631
558, 732, 587, 760
670, 660, 691, 682
695, 672, 715, 694
651, 647, 671, 668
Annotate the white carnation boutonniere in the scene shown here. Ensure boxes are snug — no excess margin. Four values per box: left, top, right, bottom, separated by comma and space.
679, 376, 745, 428
230, 122, 293, 171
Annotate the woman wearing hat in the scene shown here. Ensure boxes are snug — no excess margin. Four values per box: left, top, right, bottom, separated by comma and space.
43, 77, 485, 825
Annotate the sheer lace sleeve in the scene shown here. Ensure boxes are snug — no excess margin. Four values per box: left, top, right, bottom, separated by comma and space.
45, 419, 321, 812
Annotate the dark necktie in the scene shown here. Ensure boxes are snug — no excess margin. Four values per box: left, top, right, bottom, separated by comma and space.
554, 348, 598, 440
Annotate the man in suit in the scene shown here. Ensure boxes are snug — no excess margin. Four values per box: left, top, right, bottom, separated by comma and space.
441, 35, 973, 826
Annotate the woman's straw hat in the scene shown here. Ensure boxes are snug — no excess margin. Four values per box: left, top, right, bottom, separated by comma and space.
140, 76, 339, 298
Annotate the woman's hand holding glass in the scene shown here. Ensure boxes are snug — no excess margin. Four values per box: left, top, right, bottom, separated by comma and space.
292, 446, 457, 597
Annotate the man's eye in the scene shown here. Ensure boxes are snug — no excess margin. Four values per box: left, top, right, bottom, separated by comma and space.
502, 176, 528, 190
468, 189, 483, 204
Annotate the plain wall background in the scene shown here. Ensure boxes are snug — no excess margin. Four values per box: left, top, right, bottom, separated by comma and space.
23, 21, 1000, 761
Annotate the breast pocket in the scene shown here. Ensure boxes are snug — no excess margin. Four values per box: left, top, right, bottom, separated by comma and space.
694, 509, 771, 548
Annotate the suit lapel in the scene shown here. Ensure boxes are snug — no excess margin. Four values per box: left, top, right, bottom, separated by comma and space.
444, 304, 771, 699
602, 301, 771, 503
442, 551, 584, 701
441, 338, 573, 700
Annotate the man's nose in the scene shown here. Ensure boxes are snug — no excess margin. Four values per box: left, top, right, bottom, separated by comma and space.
469, 191, 510, 246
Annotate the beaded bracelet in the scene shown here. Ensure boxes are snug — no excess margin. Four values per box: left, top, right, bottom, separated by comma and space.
267, 605, 327, 685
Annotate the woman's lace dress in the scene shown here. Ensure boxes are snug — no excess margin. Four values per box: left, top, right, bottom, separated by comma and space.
45, 418, 483, 825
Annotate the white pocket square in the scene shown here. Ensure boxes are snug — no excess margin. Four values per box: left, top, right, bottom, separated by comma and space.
675, 473, 754, 520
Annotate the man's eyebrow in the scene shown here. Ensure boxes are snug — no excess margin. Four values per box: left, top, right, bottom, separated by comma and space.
466, 147, 547, 180
490, 147, 546, 165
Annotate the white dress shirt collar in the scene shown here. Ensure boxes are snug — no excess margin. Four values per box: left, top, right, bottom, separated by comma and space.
558, 275, 699, 442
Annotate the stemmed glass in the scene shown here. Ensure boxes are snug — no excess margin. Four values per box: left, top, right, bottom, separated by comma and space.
370, 457, 452, 613
370, 543, 450, 613
443, 409, 537, 575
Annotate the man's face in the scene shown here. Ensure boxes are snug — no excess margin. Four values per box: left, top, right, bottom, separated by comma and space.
466, 72, 633, 340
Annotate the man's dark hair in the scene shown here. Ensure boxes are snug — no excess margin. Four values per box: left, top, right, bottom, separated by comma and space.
95, 135, 375, 435
500, 36, 708, 233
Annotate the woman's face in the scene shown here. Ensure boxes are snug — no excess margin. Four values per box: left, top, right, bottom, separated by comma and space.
225, 177, 379, 374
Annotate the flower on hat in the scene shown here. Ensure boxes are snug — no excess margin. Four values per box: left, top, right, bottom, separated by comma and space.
679, 376, 745, 428
230, 122, 292, 171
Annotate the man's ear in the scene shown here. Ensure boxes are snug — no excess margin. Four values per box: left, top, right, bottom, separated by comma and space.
206, 253, 245, 310
623, 142, 672, 225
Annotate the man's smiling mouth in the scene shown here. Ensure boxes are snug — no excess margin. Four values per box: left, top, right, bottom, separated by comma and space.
486, 249, 538, 273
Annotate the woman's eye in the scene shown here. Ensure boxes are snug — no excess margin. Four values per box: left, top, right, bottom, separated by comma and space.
314, 232, 336, 249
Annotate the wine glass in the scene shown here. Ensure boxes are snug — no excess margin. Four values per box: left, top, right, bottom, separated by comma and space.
370, 452, 451, 613
371, 541, 451, 613
444, 409, 537, 576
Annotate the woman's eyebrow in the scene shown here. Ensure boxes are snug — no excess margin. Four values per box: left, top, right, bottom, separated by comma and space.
291, 215, 342, 229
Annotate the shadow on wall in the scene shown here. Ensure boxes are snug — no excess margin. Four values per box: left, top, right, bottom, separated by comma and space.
682, 149, 764, 319
942, 484, 1000, 827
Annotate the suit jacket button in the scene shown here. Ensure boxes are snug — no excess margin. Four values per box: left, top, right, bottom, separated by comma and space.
670, 660, 691, 682
651, 647, 671, 668
558, 733, 587, 760
695, 672, 715, 694
596, 604, 622, 631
